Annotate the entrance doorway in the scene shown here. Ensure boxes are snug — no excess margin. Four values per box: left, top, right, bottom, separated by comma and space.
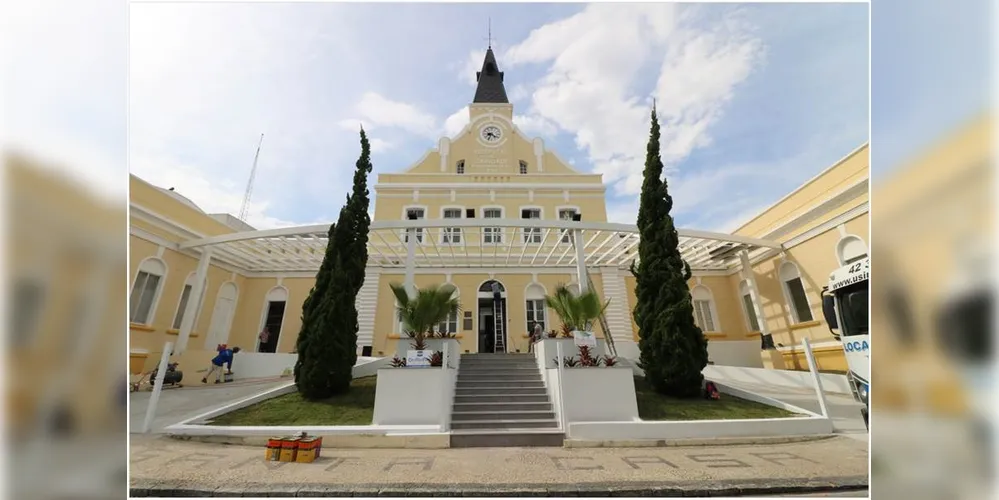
257, 287, 287, 353
477, 280, 507, 353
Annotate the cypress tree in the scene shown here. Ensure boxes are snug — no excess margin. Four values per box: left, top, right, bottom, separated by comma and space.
294, 128, 373, 399
631, 103, 709, 397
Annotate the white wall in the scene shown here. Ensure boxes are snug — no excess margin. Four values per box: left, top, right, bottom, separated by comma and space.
230, 353, 389, 381
707, 340, 764, 368
231, 352, 297, 380
703, 365, 852, 395
560, 368, 639, 423
372, 368, 454, 426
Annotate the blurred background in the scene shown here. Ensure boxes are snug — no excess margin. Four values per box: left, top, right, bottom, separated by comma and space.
0, 0, 994, 499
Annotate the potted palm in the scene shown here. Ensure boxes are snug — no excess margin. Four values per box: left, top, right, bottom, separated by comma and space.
389, 282, 461, 362
539, 284, 610, 368
374, 282, 461, 426
537, 284, 638, 424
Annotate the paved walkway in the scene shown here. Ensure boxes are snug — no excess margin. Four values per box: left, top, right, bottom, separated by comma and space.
130, 434, 868, 496
129, 377, 289, 433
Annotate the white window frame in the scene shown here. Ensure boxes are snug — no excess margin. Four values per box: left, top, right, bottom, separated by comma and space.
481, 206, 504, 245
401, 205, 427, 245
779, 261, 814, 324
171, 272, 208, 330
204, 281, 239, 349
836, 234, 868, 266
524, 283, 548, 334
556, 205, 580, 244
739, 280, 761, 333
130, 257, 167, 325
440, 206, 464, 245
435, 286, 460, 335
519, 206, 543, 244
256, 286, 289, 352
690, 285, 720, 333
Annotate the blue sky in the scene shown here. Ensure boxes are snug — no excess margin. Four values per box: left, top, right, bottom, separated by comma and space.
6, 1, 990, 233
123, 2, 869, 231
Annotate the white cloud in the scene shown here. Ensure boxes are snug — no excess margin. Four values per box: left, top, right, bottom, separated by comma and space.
443, 106, 470, 138
512, 114, 559, 138
501, 4, 763, 198
347, 92, 439, 138
458, 49, 486, 86
131, 155, 318, 230
368, 137, 394, 153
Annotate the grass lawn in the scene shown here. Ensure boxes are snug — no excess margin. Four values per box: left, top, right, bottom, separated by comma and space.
208, 376, 376, 426
634, 376, 799, 420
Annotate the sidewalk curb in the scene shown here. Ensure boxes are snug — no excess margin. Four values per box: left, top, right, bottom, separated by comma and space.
130, 475, 868, 497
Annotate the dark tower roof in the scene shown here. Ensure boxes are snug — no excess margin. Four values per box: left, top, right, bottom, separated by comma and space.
473, 48, 509, 104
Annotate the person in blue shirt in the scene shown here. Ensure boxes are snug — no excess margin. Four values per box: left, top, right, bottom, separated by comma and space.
202, 346, 241, 384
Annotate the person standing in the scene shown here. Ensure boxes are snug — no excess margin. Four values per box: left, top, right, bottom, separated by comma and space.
258, 327, 270, 352
202, 346, 240, 384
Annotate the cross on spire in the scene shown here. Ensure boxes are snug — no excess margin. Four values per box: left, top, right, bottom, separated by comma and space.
488, 18, 492, 48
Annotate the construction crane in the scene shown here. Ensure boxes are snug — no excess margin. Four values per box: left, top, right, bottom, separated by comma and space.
238, 133, 265, 222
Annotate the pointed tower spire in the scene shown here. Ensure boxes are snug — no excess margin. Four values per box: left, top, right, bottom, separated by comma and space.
473, 42, 509, 104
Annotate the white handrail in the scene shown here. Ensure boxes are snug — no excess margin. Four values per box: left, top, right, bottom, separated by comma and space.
440, 341, 451, 432
556, 342, 568, 435
802, 338, 830, 418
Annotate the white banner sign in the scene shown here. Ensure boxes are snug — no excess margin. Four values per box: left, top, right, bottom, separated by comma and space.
572, 330, 597, 348
406, 350, 432, 367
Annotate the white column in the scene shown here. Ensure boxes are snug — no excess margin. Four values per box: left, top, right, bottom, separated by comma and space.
404, 227, 417, 296
738, 249, 770, 336
802, 338, 830, 417
177, 247, 212, 354
142, 341, 173, 433
574, 228, 588, 293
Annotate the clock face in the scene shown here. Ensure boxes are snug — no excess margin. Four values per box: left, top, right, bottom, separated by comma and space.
480, 125, 503, 143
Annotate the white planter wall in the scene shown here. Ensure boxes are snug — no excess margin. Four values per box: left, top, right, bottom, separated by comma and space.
559, 367, 639, 423
707, 340, 765, 368
231, 353, 298, 380
372, 368, 454, 426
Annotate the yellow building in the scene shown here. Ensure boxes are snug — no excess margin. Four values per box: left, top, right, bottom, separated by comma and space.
128, 48, 869, 377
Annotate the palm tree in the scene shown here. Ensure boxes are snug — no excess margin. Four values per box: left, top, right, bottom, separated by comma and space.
544, 284, 610, 337
389, 282, 461, 349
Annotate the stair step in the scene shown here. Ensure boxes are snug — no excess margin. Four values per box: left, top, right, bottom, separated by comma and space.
454, 394, 549, 403
450, 419, 559, 430
456, 381, 545, 389
449, 429, 565, 448
452, 402, 552, 412
459, 369, 540, 375
455, 387, 548, 396
457, 375, 542, 383
452, 410, 555, 421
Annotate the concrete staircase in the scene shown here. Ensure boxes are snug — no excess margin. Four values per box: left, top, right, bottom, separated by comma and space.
449, 353, 564, 448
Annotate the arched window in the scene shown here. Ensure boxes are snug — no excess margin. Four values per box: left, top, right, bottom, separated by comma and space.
258, 286, 288, 353
739, 280, 761, 332
205, 282, 238, 348
172, 272, 207, 330
130, 258, 166, 324
525, 284, 547, 333
837, 235, 868, 265
780, 261, 814, 323
690, 285, 719, 332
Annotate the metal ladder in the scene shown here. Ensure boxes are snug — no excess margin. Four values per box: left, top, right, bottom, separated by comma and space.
566, 223, 618, 357
493, 299, 506, 353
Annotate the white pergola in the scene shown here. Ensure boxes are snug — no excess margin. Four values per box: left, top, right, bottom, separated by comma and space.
178, 219, 780, 273
170, 219, 781, 354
